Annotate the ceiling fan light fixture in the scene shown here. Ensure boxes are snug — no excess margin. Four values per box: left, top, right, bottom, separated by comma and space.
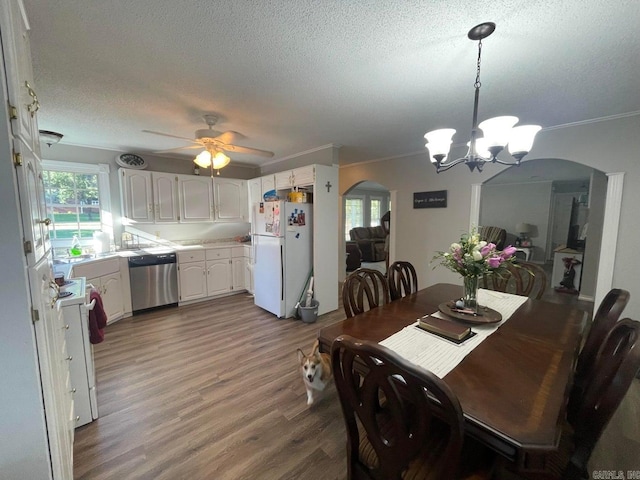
194, 150, 212, 168
212, 151, 230, 170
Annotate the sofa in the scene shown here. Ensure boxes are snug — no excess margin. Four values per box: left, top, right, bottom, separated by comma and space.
349, 226, 387, 262
479, 225, 507, 251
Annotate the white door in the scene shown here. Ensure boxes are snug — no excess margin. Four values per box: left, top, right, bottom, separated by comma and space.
100, 272, 124, 323
120, 169, 153, 223
213, 177, 247, 222
153, 172, 179, 223
14, 139, 49, 266
179, 176, 214, 222
232, 257, 246, 291
29, 257, 74, 480
178, 262, 207, 301
253, 235, 284, 316
207, 259, 231, 296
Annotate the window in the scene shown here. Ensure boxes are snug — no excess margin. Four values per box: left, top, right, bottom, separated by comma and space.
370, 198, 382, 226
42, 160, 111, 257
344, 197, 364, 240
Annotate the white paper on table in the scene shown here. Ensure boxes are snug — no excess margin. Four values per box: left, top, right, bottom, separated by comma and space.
380, 289, 527, 378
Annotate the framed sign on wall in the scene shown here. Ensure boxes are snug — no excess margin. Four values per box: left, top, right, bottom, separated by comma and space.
413, 190, 447, 209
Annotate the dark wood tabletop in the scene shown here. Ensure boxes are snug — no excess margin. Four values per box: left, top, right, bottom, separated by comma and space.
318, 283, 588, 467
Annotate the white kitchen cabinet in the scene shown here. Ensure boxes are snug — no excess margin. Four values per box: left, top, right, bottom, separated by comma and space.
206, 248, 231, 296
73, 257, 127, 324
261, 174, 275, 195
178, 175, 214, 222
2, 0, 40, 155
231, 246, 247, 291
275, 165, 315, 190
14, 138, 50, 266
213, 177, 248, 222
120, 169, 154, 223
152, 172, 179, 223
207, 259, 232, 296
177, 250, 207, 302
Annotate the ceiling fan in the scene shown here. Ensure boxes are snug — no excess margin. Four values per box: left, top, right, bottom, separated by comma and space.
143, 114, 274, 174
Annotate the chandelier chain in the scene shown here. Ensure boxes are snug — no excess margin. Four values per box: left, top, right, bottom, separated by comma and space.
474, 39, 483, 89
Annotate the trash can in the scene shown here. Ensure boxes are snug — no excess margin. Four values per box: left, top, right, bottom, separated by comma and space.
298, 300, 319, 324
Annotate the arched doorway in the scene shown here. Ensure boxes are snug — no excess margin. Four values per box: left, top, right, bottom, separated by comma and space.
342, 180, 391, 278
470, 159, 623, 309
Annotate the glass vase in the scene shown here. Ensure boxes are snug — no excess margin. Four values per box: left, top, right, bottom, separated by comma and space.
462, 275, 480, 312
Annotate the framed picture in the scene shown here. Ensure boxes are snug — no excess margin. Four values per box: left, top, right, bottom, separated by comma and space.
413, 190, 447, 209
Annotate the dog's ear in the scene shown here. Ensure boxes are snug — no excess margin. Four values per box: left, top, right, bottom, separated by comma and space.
296, 349, 305, 363
311, 339, 320, 356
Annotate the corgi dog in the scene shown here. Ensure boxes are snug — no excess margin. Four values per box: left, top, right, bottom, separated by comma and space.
297, 340, 332, 406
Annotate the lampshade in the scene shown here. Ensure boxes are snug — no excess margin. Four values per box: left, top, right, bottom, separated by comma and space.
516, 223, 532, 234
478, 116, 518, 147
194, 150, 212, 168
39, 130, 64, 147
507, 125, 542, 156
212, 151, 230, 170
424, 128, 456, 163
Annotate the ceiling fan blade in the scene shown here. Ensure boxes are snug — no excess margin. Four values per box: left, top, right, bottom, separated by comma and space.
213, 131, 246, 145
142, 129, 199, 143
221, 144, 274, 157
153, 145, 204, 154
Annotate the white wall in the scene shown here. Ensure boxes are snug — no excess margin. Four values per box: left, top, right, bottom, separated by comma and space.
340, 114, 640, 319
480, 182, 553, 261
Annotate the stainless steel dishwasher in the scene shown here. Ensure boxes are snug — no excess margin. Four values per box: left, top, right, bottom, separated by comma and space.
128, 251, 178, 314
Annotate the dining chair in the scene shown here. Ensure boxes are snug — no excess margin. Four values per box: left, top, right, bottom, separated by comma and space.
566, 288, 630, 425
483, 261, 547, 300
497, 318, 640, 480
388, 261, 418, 301
342, 268, 390, 318
331, 335, 496, 480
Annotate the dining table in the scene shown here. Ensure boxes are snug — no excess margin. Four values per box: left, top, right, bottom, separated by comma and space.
317, 283, 588, 470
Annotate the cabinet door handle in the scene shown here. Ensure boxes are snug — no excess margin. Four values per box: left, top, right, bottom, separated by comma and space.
66, 356, 73, 361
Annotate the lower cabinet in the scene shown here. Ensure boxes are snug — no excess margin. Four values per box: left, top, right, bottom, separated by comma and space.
73, 257, 128, 324
178, 246, 248, 305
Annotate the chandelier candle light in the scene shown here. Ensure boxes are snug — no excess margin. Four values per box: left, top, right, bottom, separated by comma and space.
424, 22, 541, 173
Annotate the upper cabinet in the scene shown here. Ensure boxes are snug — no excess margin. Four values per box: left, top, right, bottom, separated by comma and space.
178, 175, 214, 223
1, 0, 41, 155
152, 173, 179, 223
120, 169, 154, 224
275, 166, 315, 190
213, 177, 248, 222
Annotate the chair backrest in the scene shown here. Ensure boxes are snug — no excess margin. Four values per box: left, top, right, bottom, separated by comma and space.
342, 268, 390, 318
567, 318, 640, 479
481, 261, 546, 300
510, 261, 547, 300
478, 226, 507, 251
331, 335, 465, 480
388, 261, 418, 301
567, 289, 630, 425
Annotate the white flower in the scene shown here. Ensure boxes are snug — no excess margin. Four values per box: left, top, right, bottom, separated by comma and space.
472, 250, 483, 261
478, 241, 487, 249
450, 243, 461, 251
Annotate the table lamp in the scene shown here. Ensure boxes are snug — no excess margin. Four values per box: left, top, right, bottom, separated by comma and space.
516, 223, 533, 247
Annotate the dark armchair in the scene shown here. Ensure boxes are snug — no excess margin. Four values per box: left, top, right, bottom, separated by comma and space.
478, 225, 507, 251
349, 226, 387, 262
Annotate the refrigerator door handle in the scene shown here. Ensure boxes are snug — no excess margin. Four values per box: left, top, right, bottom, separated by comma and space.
280, 245, 284, 301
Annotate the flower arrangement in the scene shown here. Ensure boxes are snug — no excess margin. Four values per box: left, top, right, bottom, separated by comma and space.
433, 229, 517, 278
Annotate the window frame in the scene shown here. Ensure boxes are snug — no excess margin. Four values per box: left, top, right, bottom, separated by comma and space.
41, 160, 112, 253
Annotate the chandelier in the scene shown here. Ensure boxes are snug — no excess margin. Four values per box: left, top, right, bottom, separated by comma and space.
424, 22, 541, 173
194, 147, 230, 176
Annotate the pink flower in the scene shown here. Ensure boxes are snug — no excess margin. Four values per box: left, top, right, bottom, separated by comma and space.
501, 246, 517, 259
488, 256, 502, 268
480, 243, 496, 256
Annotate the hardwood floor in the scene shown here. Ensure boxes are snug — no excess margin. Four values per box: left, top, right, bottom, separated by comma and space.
74, 288, 639, 479
74, 294, 348, 480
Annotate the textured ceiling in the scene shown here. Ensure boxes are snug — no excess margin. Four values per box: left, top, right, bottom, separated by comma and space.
24, 0, 640, 167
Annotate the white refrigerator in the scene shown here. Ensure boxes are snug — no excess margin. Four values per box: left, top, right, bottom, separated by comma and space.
253, 200, 313, 318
